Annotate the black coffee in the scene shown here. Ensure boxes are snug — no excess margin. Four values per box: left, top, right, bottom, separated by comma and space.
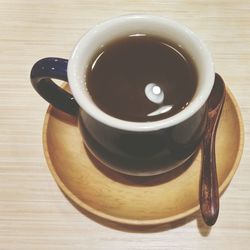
86, 35, 197, 122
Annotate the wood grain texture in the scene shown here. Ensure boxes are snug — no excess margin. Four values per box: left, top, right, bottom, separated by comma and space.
0, 0, 249, 249
43, 86, 242, 226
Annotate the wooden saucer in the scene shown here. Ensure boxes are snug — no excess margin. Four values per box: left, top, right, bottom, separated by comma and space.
43, 86, 244, 225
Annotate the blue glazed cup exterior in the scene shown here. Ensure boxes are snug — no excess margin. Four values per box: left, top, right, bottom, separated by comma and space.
78, 106, 207, 176
30, 15, 215, 176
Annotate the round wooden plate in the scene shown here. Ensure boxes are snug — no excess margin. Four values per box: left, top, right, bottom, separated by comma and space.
43, 86, 244, 225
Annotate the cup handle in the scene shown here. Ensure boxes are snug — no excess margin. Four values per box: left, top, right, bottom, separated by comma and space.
30, 57, 79, 115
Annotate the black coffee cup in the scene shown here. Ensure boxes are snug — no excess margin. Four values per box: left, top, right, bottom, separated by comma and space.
30, 15, 215, 176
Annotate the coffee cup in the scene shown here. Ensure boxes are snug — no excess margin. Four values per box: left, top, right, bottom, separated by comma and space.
30, 15, 214, 176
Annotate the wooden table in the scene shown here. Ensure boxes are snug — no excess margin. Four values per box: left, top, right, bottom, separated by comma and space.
0, 1, 249, 249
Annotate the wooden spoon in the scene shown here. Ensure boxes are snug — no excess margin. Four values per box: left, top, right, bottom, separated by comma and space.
200, 73, 226, 226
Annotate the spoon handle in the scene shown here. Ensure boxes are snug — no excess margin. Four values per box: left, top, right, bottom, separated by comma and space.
200, 124, 219, 226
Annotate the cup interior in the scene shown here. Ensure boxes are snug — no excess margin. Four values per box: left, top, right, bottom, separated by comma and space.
68, 15, 214, 132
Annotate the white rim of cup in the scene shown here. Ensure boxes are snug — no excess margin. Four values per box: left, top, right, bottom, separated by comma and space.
67, 14, 215, 132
